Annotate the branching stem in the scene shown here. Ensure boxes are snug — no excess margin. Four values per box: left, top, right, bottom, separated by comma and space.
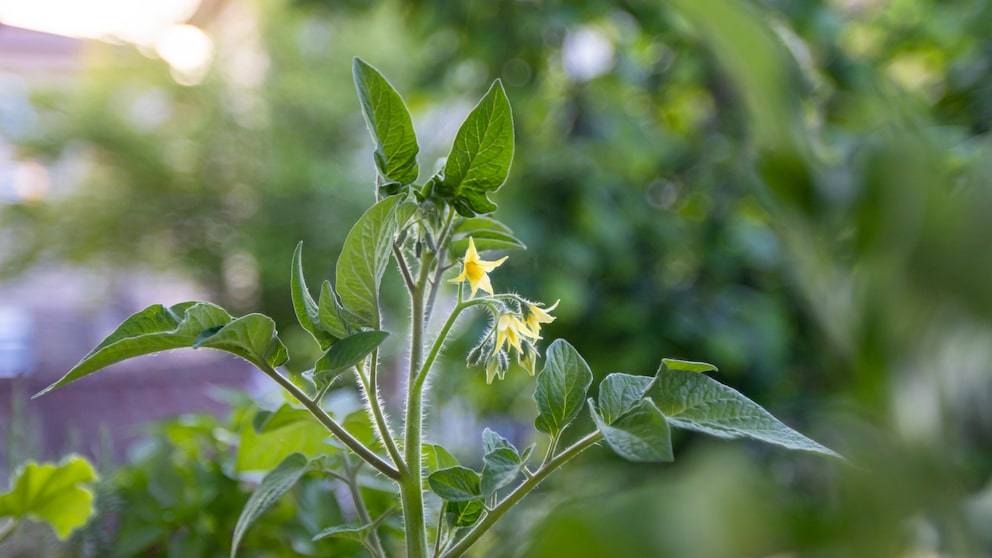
439, 431, 603, 558
257, 362, 400, 479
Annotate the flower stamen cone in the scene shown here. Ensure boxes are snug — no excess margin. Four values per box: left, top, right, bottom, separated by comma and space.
449, 237, 508, 299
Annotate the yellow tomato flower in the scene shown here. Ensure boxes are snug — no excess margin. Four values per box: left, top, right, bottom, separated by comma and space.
448, 237, 508, 299
523, 300, 559, 339
495, 314, 527, 354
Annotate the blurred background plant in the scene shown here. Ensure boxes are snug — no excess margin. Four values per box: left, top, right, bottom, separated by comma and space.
2, 0, 991, 556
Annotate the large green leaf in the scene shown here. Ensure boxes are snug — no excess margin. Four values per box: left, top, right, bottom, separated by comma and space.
534, 339, 593, 437
646, 368, 841, 458
317, 280, 349, 339
34, 302, 232, 397
427, 466, 481, 502
231, 453, 310, 558
422, 444, 460, 474
237, 406, 336, 472
353, 58, 420, 185
480, 448, 523, 498
291, 242, 337, 350
597, 373, 655, 425
313, 330, 389, 386
194, 313, 288, 369
0, 455, 97, 540
336, 196, 402, 328
589, 399, 673, 463
449, 217, 526, 256
433, 80, 514, 217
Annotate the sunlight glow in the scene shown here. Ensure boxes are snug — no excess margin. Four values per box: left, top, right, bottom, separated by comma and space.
0, 0, 212, 84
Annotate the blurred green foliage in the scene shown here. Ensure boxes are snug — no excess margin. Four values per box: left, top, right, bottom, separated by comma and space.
4, 0, 992, 555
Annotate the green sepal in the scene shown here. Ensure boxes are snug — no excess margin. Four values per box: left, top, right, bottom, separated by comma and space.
427, 466, 482, 502
353, 58, 420, 185
291, 242, 338, 350
589, 399, 674, 463
231, 453, 311, 558
433, 80, 514, 216
312, 330, 389, 387
534, 339, 594, 437
34, 302, 233, 398
647, 367, 842, 458
0, 455, 98, 540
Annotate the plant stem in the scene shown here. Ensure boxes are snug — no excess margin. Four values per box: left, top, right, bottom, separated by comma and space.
413, 291, 490, 393
357, 354, 407, 473
424, 207, 455, 324
343, 454, 386, 558
439, 431, 603, 558
257, 362, 399, 480
401, 257, 433, 558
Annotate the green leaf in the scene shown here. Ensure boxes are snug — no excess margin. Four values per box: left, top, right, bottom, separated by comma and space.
312, 330, 389, 386
194, 313, 288, 369
353, 58, 419, 185
317, 280, 349, 339
661, 358, 719, 374
34, 302, 232, 397
449, 231, 526, 256
422, 444, 460, 474
597, 373, 655, 425
342, 410, 377, 449
534, 339, 594, 437
433, 80, 514, 217
312, 524, 368, 543
646, 368, 842, 458
231, 453, 309, 558
250, 409, 273, 434
480, 448, 522, 498
292, 242, 337, 350
444, 499, 484, 528
453, 216, 516, 237
589, 399, 673, 463
427, 466, 481, 502
0, 455, 97, 540
481, 428, 516, 455
336, 196, 401, 328
237, 405, 336, 472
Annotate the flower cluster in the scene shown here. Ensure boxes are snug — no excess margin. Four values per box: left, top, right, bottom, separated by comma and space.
450, 237, 559, 383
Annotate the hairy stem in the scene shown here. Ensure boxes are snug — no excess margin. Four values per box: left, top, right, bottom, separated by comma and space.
356, 354, 406, 473
257, 362, 399, 479
439, 431, 603, 558
400, 256, 434, 558
413, 290, 492, 394
424, 207, 456, 324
